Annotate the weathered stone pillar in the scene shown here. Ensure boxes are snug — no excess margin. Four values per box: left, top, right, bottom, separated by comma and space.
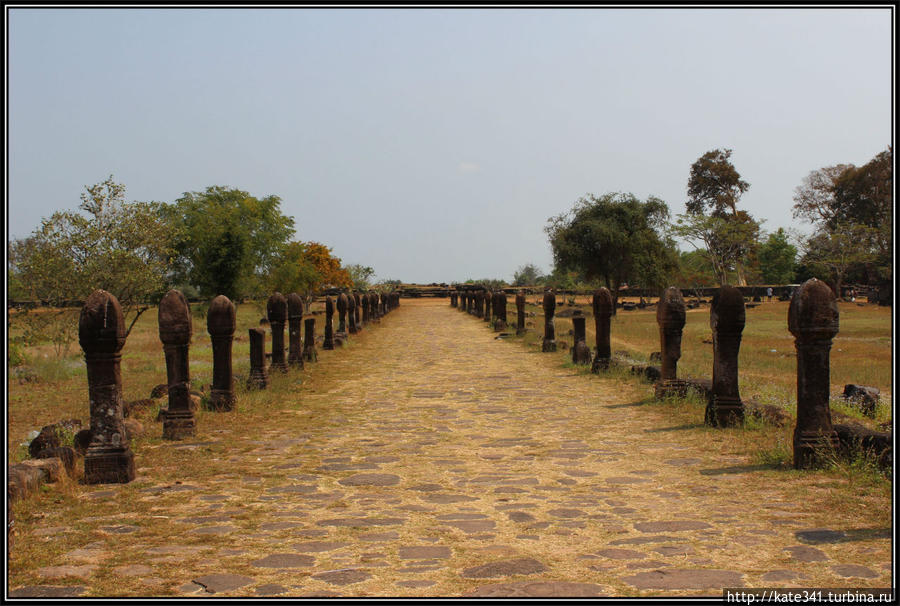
707, 285, 745, 427
542, 290, 557, 352
515, 292, 526, 336
354, 293, 362, 329
247, 328, 268, 389
450, 292, 457, 308
159, 289, 195, 440
592, 288, 613, 373
267, 292, 288, 373
655, 287, 687, 399
303, 318, 318, 362
572, 315, 591, 364
494, 292, 508, 331
475, 290, 484, 318
207, 295, 236, 411
369, 292, 380, 321
789, 278, 840, 469
80, 290, 135, 484
287, 293, 304, 368
337, 293, 348, 335
323, 296, 335, 350
362, 293, 369, 324
348, 293, 358, 334
484, 290, 492, 324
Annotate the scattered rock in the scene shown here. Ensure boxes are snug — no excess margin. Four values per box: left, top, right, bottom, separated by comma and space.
312, 569, 372, 585
623, 568, 744, 589
461, 558, 548, 578
463, 581, 605, 597
192, 573, 255, 593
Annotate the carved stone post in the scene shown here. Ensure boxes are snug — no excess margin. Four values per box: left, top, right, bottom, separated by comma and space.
494, 292, 508, 331
484, 289, 492, 324
361, 293, 369, 325
789, 278, 840, 469
707, 285, 745, 427
354, 292, 362, 329
337, 293, 348, 336
303, 317, 318, 362
207, 295, 236, 411
348, 293, 358, 334
475, 290, 484, 318
591, 288, 613, 373
160, 289, 195, 440
451, 292, 457, 308
369, 292, 380, 322
267, 292, 288, 373
323, 296, 335, 350
542, 290, 557, 352
515, 292, 526, 336
80, 290, 135, 484
572, 315, 591, 364
655, 287, 687, 399
247, 328, 268, 389
287, 293, 304, 368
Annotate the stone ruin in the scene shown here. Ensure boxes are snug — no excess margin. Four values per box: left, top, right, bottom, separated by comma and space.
450, 292, 458, 308
789, 278, 840, 469
654, 286, 687, 399
247, 328, 269, 390
707, 285, 745, 427
323, 296, 336, 350
80, 290, 135, 484
591, 288, 613, 372
303, 317, 318, 362
474, 290, 484, 318
571, 315, 591, 364
484, 289, 493, 324
361, 292, 370, 325
207, 295, 236, 411
267, 292, 288, 373
287, 293, 304, 368
337, 293, 348, 336
354, 292, 363, 329
159, 289, 196, 440
515, 292, 526, 336
542, 290, 557, 352
348, 292, 358, 334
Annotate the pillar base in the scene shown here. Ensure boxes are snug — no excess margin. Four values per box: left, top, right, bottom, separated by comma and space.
794, 429, 840, 469
654, 379, 690, 400
84, 446, 135, 484
247, 371, 268, 390
591, 355, 611, 373
303, 347, 318, 363
207, 391, 235, 412
706, 396, 744, 427
494, 320, 507, 332
542, 339, 557, 352
163, 411, 196, 440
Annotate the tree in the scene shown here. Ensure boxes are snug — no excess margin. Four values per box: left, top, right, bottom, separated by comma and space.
12, 176, 175, 337
791, 164, 854, 226
757, 228, 798, 284
298, 242, 352, 290
512, 263, 543, 286
675, 249, 718, 289
801, 222, 878, 297
684, 149, 755, 285
266, 241, 320, 297
345, 264, 376, 290
673, 211, 761, 286
166, 186, 295, 300
546, 192, 678, 303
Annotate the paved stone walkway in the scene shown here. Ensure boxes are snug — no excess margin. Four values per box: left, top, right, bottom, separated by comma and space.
8, 299, 892, 597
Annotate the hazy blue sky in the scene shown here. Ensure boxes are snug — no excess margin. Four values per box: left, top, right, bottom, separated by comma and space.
7, 7, 893, 284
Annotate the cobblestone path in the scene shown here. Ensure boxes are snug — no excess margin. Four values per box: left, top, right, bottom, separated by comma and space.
9, 299, 892, 598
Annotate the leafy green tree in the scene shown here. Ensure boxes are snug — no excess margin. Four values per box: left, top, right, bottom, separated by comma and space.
675, 249, 718, 288
673, 211, 761, 286
512, 263, 543, 286
546, 192, 678, 303
166, 186, 295, 300
686, 148, 750, 216
757, 228, 798, 284
801, 222, 877, 297
345, 264, 376, 290
12, 176, 174, 337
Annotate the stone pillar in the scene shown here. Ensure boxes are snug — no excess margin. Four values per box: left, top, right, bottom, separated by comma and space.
287, 293, 304, 368
484, 290, 492, 324
267, 292, 288, 373
369, 292, 380, 321
348, 293, 358, 334
542, 290, 557, 352
655, 287, 687, 399
247, 328, 268, 389
450, 292, 457, 308
515, 292, 526, 336
80, 290, 135, 484
572, 315, 591, 364
362, 293, 369, 325
323, 296, 335, 350
159, 289, 195, 440
337, 293, 348, 335
354, 292, 362, 329
303, 317, 318, 362
475, 290, 484, 318
494, 292, 508, 331
207, 295, 236, 411
789, 278, 840, 469
592, 288, 613, 373
707, 285, 745, 427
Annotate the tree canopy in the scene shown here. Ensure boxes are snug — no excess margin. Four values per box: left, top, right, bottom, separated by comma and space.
757, 228, 798, 284
546, 192, 677, 299
686, 148, 750, 216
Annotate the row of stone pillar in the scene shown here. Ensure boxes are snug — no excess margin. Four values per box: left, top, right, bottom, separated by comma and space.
80, 288, 401, 484
454, 287, 509, 332
533, 280, 839, 470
